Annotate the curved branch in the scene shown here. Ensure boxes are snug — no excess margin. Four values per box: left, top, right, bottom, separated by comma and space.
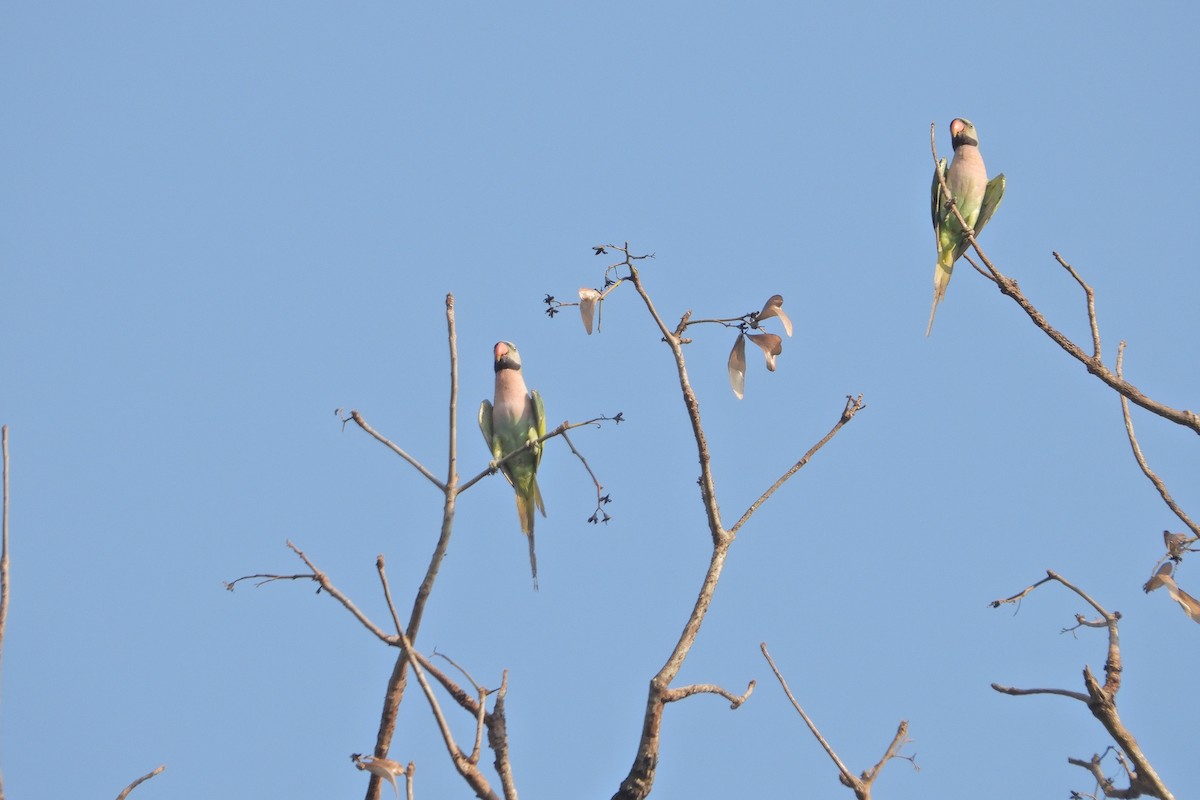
929, 124, 1200, 436
287, 541, 394, 644
990, 570, 1174, 799
1116, 343, 1199, 536
662, 680, 756, 708
990, 683, 1089, 703
115, 765, 165, 800
762, 643, 910, 800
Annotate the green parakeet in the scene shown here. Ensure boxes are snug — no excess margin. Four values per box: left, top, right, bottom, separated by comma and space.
478, 341, 546, 587
928, 117, 1006, 335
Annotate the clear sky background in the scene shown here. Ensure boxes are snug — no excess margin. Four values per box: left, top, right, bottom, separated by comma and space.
3, 3, 1199, 799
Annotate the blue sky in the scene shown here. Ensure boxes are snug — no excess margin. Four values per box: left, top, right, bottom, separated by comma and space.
3, 3, 1199, 798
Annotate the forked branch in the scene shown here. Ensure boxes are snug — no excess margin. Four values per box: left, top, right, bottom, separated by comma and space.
989, 571, 1173, 799
609, 251, 864, 800
930, 124, 1200, 436
761, 643, 912, 800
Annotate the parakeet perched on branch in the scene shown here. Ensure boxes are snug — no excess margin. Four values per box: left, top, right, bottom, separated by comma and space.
479, 341, 546, 587
928, 117, 1006, 335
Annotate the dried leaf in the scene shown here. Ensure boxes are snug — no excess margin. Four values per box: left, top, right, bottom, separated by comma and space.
1144, 563, 1200, 623
578, 287, 601, 334
355, 756, 405, 800
1144, 562, 1173, 593
746, 332, 783, 371
728, 334, 747, 400
1173, 585, 1200, 623
756, 294, 793, 337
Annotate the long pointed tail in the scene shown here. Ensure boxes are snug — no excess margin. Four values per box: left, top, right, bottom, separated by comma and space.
527, 529, 538, 591
926, 258, 954, 337
514, 476, 544, 590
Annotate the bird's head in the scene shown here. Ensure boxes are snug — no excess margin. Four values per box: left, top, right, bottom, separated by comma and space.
950, 118, 979, 149
493, 341, 523, 372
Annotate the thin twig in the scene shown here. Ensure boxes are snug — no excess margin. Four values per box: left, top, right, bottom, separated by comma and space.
989, 573, 1055, 608
1116, 342, 1199, 536
761, 643, 908, 800
559, 428, 613, 523
1055, 252, 1102, 361
989, 683, 1090, 703
458, 416, 616, 494
760, 641, 852, 778
376, 556, 404, 636
432, 650, 490, 763
287, 542, 394, 644
447, 294, 459, 489
114, 765, 165, 800
729, 395, 865, 535
391, 616, 500, 799
662, 680, 755, 708
348, 411, 446, 491
224, 572, 317, 591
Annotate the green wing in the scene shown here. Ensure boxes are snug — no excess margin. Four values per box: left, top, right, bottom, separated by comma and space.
974, 173, 1006, 236
930, 157, 948, 230
478, 399, 500, 459
531, 390, 546, 469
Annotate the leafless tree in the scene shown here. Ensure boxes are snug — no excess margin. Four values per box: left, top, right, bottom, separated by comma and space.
228, 245, 864, 799
933, 123, 1193, 799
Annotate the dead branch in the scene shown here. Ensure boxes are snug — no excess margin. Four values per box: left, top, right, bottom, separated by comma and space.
662, 680, 756, 708
114, 765, 165, 800
1115, 342, 1199, 536
761, 643, 911, 800
990, 571, 1174, 799
929, 124, 1200, 437
609, 250, 863, 800
366, 295, 464, 798
730, 394, 865, 534
346, 409, 445, 491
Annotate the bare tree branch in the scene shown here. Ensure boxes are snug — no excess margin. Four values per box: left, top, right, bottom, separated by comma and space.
990, 571, 1174, 799
929, 123, 1200, 436
761, 643, 911, 800
1115, 342, 1199, 537
114, 765, 165, 800
287, 541, 393, 644
662, 680, 755, 708
488, 672, 517, 800
607, 247, 863, 800
730, 394, 865, 535
376, 555, 404, 637
368, 294, 464, 798
347, 410, 446, 491
457, 415, 615, 495
560, 428, 614, 524
389, 611, 501, 799
990, 683, 1090, 703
